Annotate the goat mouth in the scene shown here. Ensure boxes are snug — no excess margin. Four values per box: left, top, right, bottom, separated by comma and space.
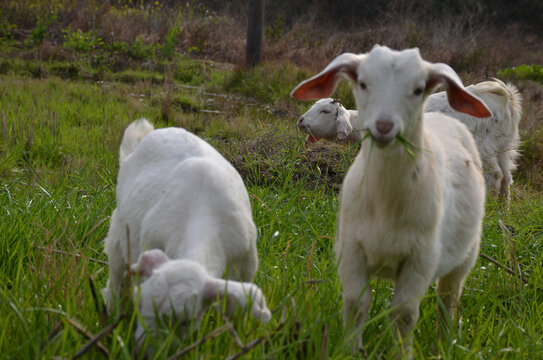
305, 134, 321, 144
370, 131, 396, 147
374, 138, 395, 148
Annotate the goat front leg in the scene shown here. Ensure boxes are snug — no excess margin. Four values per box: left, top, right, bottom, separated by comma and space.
390, 257, 435, 358
337, 243, 371, 354
482, 156, 503, 196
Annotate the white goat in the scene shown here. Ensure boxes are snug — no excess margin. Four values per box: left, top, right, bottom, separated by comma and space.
297, 98, 361, 145
292, 45, 488, 356
103, 119, 271, 346
298, 79, 522, 199
426, 79, 522, 200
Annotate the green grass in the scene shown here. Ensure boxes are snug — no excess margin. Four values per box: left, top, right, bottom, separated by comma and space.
1, 62, 542, 360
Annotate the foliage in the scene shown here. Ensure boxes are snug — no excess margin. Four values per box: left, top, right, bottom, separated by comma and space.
224, 63, 310, 104
62, 29, 104, 52
128, 36, 156, 60
499, 65, 543, 83
265, 14, 286, 41
24, 14, 57, 46
159, 19, 182, 58
0, 11, 15, 42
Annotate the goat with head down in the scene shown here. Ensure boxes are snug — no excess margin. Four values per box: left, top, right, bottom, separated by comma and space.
103, 119, 271, 350
296, 98, 360, 145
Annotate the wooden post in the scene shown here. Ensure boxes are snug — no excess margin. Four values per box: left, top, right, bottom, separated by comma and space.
246, 0, 264, 68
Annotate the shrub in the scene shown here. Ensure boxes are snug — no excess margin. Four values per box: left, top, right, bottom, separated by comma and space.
129, 36, 156, 60
499, 65, 543, 83
62, 29, 104, 52
25, 15, 57, 46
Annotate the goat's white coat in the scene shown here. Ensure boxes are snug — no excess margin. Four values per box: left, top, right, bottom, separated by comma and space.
297, 98, 360, 144
298, 79, 522, 199
292, 45, 487, 356
104, 119, 271, 345
425, 79, 522, 199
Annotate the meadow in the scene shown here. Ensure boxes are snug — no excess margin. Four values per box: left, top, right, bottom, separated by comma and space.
1, 1, 543, 359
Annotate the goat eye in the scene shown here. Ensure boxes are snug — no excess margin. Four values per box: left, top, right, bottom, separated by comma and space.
320, 109, 330, 114
359, 82, 367, 90
414, 88, 423, 96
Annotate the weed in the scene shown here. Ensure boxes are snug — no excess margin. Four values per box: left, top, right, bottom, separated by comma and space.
62, 29, 104, 52
24, 14, 57, 47
499, 65, 543, 83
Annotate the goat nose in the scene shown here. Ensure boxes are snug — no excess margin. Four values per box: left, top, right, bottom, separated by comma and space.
297, 117, 304, 127
376, 119, 393, 135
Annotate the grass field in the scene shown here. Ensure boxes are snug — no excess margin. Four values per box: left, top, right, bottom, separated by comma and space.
1, 58, 542, 359
1, 2, 543, 357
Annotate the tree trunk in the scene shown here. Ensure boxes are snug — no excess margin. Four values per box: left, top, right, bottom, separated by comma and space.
246, 0, 264, 68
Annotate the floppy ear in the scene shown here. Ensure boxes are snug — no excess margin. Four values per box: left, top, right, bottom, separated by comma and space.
426, 62, 491, 118
131, 249, 169, 278
335, 107, 353, 140
291, 53, 363, 100
203, 279, 272, 323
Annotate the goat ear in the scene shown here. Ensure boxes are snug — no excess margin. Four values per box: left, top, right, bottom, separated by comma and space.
203, 279, 272, 323
426, 63, 491, 118
291, 53, 363, 100
131, 249, 169, 277
336, 109, 353, 140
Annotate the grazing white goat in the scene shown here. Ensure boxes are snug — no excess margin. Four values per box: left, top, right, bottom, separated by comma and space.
103, 119, 271, 345
297, 98, 361, 145
298, 79, 522, 199
292, 45, 488, 356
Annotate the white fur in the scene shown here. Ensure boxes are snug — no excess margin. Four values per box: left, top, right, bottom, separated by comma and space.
299, 79, 522, 199
297, 98, 361, 145
292, 45, 488, 356
103, 119, 271, 346
425, 79, 522, 200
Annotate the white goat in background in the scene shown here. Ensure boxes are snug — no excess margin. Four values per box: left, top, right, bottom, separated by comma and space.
297, 79, 522, 199
426, 79, 522, 200
292, 45, 488, 356
103, 119, 271, 347
297, 98, 361, 145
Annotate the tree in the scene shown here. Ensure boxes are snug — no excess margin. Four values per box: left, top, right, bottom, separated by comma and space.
245, 0, 264, 68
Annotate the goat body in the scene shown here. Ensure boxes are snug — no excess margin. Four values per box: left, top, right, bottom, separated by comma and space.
292, 45, 488, 356
425, 79, 522, 199
103, 119, 270, 346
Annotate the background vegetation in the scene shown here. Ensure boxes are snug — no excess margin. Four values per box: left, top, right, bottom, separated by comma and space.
0, 0, 542, 358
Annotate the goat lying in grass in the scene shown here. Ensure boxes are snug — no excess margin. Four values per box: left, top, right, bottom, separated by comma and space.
103, 119, 271, 348
297, 79, 522, 200
292, 45, 489, 357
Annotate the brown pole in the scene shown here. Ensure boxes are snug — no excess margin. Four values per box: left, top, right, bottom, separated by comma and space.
246, 0, 264, 68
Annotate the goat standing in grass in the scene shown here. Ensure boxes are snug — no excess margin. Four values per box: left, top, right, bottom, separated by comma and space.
292, 45, 490, 357
103, 119, 271, 349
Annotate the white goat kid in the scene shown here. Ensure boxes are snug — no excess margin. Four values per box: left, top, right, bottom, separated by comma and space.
292, 45, 489, 356
298, 79, 522, 199
297, 98, 360, 145
103, 119, 271, 345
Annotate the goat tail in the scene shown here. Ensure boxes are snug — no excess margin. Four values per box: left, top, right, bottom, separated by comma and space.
487, 78, 523, 124
119, 118, 155, 162
504, 81, 523, 125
